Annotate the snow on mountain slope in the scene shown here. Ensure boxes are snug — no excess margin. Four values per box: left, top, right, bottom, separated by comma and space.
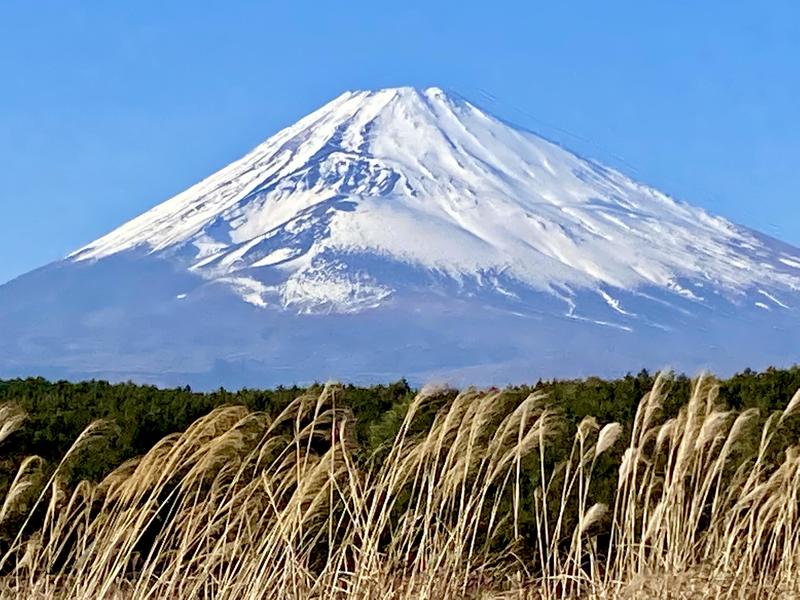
70, 87, 800, 318
2, 86, 800, 388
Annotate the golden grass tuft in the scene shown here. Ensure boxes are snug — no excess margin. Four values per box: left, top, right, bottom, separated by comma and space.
0, 374, 799, 599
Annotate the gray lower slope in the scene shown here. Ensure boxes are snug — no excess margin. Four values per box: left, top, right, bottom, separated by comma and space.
0, 251, 797, 389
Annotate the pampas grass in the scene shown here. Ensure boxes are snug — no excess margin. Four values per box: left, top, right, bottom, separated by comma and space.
0, 373, 799, 599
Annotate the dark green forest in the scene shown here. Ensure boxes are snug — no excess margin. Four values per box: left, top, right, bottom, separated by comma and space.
2, 365, 800, 554
2, 366, 799, 482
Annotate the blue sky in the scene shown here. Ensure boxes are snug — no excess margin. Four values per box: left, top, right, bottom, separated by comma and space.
1, 1, 798, 284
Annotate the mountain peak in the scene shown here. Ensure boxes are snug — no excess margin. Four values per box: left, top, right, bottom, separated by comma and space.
344, 85, 451, 99
310, 85, 470, 128
70, 87, 800, 317
4, 88, 800, 386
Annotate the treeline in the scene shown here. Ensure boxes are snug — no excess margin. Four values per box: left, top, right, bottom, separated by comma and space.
2, 365, 799, 491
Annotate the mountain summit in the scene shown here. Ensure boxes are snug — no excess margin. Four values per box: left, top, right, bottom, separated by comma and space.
2, 87, 799, 387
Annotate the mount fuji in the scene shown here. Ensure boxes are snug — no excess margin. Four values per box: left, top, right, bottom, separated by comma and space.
2, 87, 799, 388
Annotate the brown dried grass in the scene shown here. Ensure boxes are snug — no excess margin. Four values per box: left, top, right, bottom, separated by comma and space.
0, 374, 798, 599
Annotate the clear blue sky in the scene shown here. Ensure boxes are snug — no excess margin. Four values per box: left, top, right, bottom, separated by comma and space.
1, 1, 798, 284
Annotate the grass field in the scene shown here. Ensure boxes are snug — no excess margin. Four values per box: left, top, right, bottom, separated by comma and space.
1, 373, 799, 598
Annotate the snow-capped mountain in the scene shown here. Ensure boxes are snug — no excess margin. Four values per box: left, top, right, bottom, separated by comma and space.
2, 87, 799, 388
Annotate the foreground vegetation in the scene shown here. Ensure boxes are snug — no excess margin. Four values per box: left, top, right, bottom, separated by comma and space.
0, 367, 799, 598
